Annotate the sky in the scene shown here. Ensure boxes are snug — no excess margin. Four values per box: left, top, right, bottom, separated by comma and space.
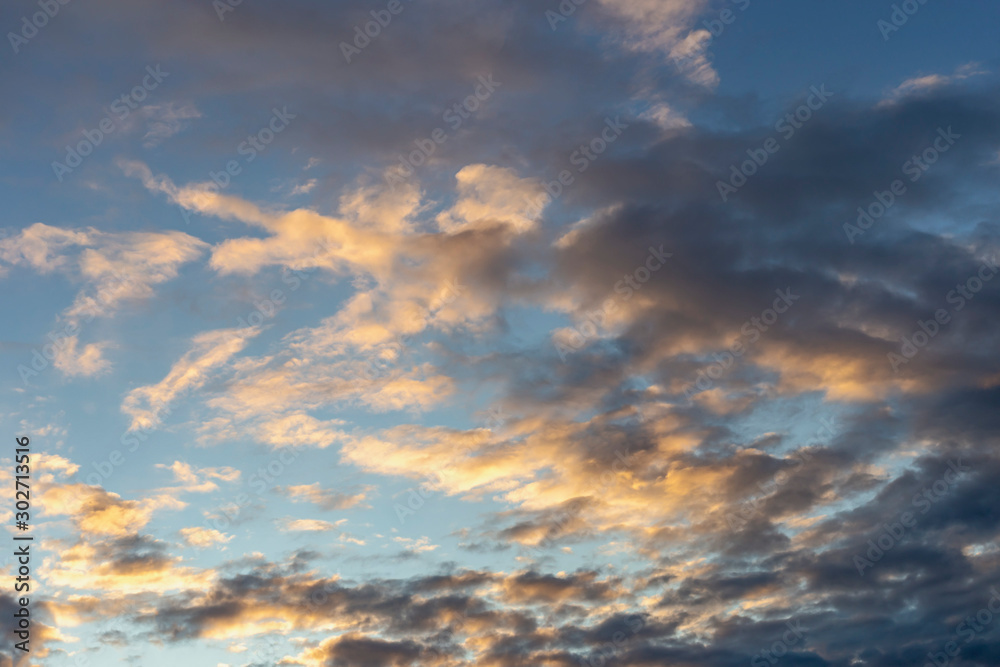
0, 0, 999, 665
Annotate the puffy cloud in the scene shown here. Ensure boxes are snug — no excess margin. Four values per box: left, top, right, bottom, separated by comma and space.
0, 223, 91, 274
155, 461, 241, 494
37, 483, 163, 537
180, 527, 233, 548
281, 518, 341, 532
435, 164, 543, 235
41, 534, 213, 594
52, 335, 111, 378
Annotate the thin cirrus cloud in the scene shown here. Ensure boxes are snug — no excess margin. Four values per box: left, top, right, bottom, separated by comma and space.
1, 222, 206, 378
121, 326, 263, 431
275, 483, 372, 510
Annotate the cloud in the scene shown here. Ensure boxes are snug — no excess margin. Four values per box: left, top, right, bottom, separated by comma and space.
290, 178, 318, 195
37, 483, 164, 537
595, 0, 716, 84
880, 62, 990, 106
155, 461, 241, 494
293, 634, 429, 667
52, 335, 111, 378
9, 11, 1000, 663
180, 527, 233, 548
141, 101, 202, 147
33, 453, 80, 483
280, 518, 341, 532
122, 326, 262, 431
0, 222, 206, 378
275, 483, 371, 510
392, 536, 438, 553
0, 223, 208, 327
435, 164, 543, 235
41, 533, 213, 594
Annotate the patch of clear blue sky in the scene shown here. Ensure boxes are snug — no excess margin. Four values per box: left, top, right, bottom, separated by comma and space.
709, 0, 999, 105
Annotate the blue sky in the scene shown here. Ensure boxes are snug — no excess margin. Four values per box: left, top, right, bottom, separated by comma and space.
1, 1, 1000, 666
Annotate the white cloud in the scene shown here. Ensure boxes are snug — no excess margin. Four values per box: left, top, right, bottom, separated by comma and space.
180, 527, 233, 548
52, 336, 111, 378
122, 326, 262, 431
